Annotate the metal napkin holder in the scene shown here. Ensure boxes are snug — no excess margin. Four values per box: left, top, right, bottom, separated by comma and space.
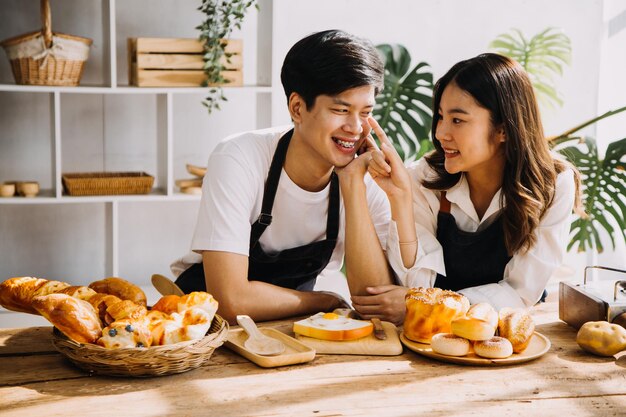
559, 265, 626, 329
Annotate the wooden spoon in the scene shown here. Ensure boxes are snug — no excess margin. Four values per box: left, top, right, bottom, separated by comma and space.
151, 274, 185, 297
237, 315, 285, 356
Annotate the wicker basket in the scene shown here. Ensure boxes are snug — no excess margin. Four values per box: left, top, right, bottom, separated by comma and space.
52, 314, 229, 377
62, 172, 155, 196
0, 0, 92, 86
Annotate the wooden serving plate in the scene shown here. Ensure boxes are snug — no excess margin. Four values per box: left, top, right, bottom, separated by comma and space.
225, 328, 315, 368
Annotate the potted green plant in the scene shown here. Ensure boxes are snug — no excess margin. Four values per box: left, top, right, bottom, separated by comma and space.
197, 0, 257, 113
490, 27, 626, 253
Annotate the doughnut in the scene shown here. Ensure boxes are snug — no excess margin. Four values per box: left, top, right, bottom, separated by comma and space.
451, 316, 496, 341
473, 336, 514, 359
431, 333, 470, 356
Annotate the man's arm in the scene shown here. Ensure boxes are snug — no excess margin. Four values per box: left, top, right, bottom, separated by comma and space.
202, 251, 345, 324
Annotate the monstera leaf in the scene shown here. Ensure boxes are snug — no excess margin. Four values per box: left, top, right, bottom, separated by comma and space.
373, 44, 434, 161
556, 137, 626, 252
490, 28, 571, 109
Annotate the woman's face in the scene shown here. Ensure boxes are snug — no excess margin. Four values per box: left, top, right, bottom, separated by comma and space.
435, 82, 505, 178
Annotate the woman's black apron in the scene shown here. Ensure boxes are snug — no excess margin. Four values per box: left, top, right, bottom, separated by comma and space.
434, 191, 512, 291
175, 129, 339, 293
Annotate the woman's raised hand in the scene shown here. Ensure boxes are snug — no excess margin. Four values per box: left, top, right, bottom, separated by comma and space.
366, 117, 412, 199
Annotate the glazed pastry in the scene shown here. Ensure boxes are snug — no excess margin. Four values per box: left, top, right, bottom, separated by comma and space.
152, 295, 181, 315
451, 316, 496, 341
31, 293, 102, 344
88, 277, 147, 306
178, 291, 219, 318
98, 319, 152, 349
105, 299, 147, 323
32, 280, 71, 298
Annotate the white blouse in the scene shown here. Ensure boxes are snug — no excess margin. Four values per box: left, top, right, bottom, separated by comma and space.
386, 158, 576, 310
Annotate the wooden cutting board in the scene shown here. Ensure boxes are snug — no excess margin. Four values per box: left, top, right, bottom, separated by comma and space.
294, 321, 403, 356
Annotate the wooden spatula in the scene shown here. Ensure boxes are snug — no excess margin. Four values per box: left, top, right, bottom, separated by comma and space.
237, 315, 285, 356
151, 274, 184, 297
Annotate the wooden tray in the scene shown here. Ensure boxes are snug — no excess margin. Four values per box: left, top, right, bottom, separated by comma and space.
295, 321, 403, 356
225, 328, 315, 368
62, 172, 154, 196
400, 331, 551, 366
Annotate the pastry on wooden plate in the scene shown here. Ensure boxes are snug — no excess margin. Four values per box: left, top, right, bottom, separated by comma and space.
293, 312, 373, 341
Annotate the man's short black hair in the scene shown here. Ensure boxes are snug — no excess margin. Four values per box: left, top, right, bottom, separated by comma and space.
280, 30, 384, 109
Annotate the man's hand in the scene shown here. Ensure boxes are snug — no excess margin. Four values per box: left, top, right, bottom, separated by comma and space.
335, 131, 380, 183
350, 284, 409, 325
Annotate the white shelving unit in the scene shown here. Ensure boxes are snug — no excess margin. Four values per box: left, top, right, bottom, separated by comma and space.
0, 0, 274, 286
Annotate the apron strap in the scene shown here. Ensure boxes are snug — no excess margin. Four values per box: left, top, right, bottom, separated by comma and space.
439, 191, 451, 214
249, 129, 340, 246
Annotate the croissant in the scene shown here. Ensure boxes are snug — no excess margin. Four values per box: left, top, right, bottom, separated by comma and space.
86, 293, 123, 324
56, 285, 98, 301
89, 277, 147, 306
31, 293, 102, 344
105, 299, 147, 323
151, 295, 180, 315
0, 277, 49, 314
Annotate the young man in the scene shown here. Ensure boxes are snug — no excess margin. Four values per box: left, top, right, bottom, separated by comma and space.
170, 30, 393, 323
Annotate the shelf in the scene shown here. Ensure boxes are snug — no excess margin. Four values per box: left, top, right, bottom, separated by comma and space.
0, 190, 202, 204
0, 84, 273, 94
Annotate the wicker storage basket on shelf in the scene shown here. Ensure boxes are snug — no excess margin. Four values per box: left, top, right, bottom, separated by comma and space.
52, 314, 229, 377
0, 0, 92, 86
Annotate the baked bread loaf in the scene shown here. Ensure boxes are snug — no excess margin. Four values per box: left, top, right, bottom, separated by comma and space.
403, 287, 469, 343
31, 293, 102, 344
179, 291, 219, 316
88, 277, 147, 306
473, 336, 514, 359
0, 276, 48, 314
498, 308, 535, 353
98, 319, 153, 349
467, 303, 498, 328
431, 333, 470, 356
32, 280, 71, 298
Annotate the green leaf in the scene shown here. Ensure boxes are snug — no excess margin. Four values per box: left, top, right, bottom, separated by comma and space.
373, 44, 434, 162
489, 27, 571, 109
556, 137, 626, 252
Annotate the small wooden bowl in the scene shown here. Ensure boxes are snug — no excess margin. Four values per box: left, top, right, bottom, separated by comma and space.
17, 181, 40, 197
0, 183, 16, 197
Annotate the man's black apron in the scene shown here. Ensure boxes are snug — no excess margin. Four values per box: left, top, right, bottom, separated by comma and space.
434, 191, 512, 291
175, 129, 339, 293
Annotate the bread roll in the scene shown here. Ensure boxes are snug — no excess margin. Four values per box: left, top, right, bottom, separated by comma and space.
87, 293, 123, 324
56, 285, 98, 301
431, 333, 470, 356
0, 277, 48, 314
179, 291, 218, 319
498, 308, 535, 353
98, 319, 152, 349
451, 316, 496, 341
473, 336, 514, 359
403, 287, 469, 343
467, 303, 498, 329
88, 277, 147, 306
31, 294, 102, 344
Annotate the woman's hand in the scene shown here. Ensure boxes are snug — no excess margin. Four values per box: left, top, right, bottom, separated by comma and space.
335, 132, 379, 183
366, 117, 412, 200
350, 284, 409, 326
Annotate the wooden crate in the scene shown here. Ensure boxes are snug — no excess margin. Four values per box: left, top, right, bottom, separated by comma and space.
128, 37, 243, 87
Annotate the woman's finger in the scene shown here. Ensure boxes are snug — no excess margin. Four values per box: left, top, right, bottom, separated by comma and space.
371, 150, 391, 173
367, 116, 393, 148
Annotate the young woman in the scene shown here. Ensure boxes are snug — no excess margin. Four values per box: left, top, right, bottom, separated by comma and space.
352, 53, 582, 324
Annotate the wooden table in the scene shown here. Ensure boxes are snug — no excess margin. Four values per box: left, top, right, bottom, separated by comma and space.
1, 301, 625, 417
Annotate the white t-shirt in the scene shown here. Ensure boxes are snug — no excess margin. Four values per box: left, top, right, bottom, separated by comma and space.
386, 157, 576, 309
171, 126, 391, 281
